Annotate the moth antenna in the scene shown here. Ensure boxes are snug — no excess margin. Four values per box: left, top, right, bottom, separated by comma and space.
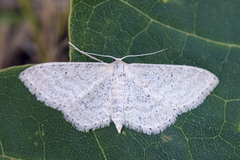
69, 42, 117, 61
120, 48, 168, 60
69, 42, 103, 62
69, 42, 167, 61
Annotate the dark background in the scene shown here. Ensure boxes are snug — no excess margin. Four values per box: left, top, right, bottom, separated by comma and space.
0, 0, 70, 69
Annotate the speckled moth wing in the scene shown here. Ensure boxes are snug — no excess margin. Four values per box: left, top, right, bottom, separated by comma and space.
123, 64, 219, 135
19, 62, 113, 132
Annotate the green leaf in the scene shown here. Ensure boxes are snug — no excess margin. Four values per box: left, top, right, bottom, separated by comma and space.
1, 0, 240, 159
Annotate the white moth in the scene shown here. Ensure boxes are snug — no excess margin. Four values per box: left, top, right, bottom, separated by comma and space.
19, 43, 219, 135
